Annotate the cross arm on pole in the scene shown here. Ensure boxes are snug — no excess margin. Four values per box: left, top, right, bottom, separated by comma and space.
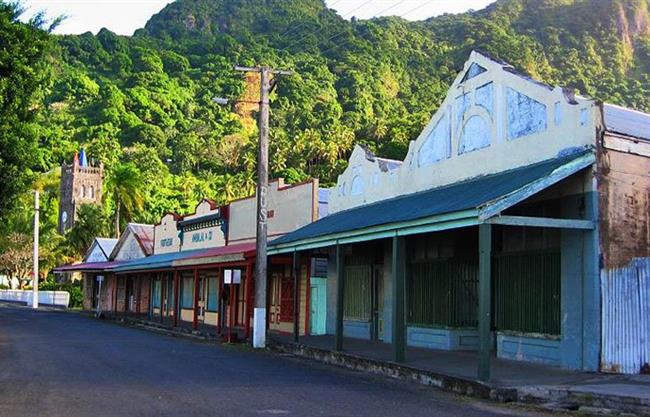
234, 65, 294, 76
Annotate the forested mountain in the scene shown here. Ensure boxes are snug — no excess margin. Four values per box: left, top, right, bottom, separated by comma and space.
2, 0, 649, 271
37, 0, 649, 221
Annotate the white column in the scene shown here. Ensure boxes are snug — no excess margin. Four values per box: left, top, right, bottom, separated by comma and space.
32, 190, 39, 309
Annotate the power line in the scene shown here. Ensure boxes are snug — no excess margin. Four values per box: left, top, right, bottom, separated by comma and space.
398, 0, 434, 20
318, 0, 414, 57
278, 0, 346, 40
288, 0, 412, 55
280, 0, 376, 53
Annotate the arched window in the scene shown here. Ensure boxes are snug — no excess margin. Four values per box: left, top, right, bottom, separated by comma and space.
89, 186, 95, 199
81, 185, 86, 198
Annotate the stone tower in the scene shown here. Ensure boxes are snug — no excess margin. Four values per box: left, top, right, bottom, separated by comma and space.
58, 150, 104, 234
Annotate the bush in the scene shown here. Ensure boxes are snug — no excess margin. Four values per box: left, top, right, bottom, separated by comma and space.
0, 284, 9, 290
38, 279, 84, 308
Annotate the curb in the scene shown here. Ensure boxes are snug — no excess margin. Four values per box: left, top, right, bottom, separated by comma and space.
267, 340, 517, 402
268, 340, 650, 416
518, 386, 650, 416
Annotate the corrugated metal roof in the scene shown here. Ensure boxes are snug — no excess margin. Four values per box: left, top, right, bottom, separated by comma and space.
95, 238, 118, 258
54, 261, 124, 273
111, 243, 257, 272
129, 223, 154, 255
111, 248, 207, 273
271, 150, 592, 247
604, 104, 650, 141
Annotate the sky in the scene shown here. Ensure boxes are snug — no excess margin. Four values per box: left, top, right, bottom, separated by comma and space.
21, 0, 495, 36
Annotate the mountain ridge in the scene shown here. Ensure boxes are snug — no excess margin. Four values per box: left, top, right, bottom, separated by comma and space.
40, 0, 649, 222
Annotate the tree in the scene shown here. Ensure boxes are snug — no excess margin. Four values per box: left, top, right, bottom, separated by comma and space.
0, 233, 33, 289
106, 163, 144, 237
0, 2, 55, 219
64, 204, 110, 258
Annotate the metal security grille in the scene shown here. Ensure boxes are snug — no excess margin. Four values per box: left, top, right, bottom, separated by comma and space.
493, 250, 561, 335
344, 265, 372, 321
407, 260, 478, 328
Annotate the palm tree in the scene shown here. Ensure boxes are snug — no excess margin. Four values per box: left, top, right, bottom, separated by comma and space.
107, 163, 144, 238
65, 204, 109, 257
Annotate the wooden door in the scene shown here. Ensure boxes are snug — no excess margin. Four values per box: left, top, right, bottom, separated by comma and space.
310, 277, 327, 335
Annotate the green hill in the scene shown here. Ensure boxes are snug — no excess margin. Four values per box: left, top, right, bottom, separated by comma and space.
40, 0, 650, 221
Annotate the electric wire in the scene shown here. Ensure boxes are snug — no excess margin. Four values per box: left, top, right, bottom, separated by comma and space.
278, 0, 346, 40
318, 0, 417, 57
280, 0, 376, 53
289, 0, 414, 56
398, 0, 434, 20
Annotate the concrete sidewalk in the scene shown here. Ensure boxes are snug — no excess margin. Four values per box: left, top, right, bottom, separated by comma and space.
268, 335, 650, 416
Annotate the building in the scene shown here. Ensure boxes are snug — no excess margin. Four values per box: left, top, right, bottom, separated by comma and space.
58, 149, 104, 234
56, 178, 329, 341
269, 51, 650, 377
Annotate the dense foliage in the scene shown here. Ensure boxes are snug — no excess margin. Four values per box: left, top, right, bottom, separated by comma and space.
0, 3, 54, 215
1, 0, 649, 268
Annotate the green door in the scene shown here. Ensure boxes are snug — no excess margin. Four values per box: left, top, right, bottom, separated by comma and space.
310, 278, 327, 335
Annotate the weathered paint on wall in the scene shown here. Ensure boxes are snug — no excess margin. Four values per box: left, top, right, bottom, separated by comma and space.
597, 135, 650, 269
113, 232, 146, 261
154, 213, 181, 254
330, 51, 597, 214
229, 179, 319, 244
598, 132, 650, 374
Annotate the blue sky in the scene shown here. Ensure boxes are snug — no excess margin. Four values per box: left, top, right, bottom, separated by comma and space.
21, 0, 495, 36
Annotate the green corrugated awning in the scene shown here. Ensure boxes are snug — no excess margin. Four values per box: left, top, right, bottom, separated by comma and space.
269, 150, 595, 254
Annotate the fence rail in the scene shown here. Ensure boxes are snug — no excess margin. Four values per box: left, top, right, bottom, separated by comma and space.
0, 290, 70, 308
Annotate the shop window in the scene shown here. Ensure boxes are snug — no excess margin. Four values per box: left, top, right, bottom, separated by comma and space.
166, 278, 174, 309
181, 276, 193, 308
152, 279, 161, 308
207, 276, 218, 311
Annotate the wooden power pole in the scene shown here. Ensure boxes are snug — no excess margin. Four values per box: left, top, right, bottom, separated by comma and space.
234, 66, 292, 348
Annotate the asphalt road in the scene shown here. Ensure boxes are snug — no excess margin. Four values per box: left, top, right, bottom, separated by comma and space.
0, 304, 562, 417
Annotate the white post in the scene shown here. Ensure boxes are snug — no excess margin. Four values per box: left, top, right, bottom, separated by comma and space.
32, 190, 39, 309
253, 67, 270, 349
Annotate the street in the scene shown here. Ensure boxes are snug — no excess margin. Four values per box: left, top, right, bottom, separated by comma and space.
0, 304, 562, 417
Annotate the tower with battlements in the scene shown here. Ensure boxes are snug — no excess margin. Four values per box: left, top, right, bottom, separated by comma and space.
58, 150, 104, 234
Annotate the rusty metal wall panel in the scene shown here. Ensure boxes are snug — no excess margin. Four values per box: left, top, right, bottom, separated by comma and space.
601, 258, 650, 374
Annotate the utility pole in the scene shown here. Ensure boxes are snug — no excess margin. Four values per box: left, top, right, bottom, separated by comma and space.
234, 65, 292, 348
32, 190, 39, 309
